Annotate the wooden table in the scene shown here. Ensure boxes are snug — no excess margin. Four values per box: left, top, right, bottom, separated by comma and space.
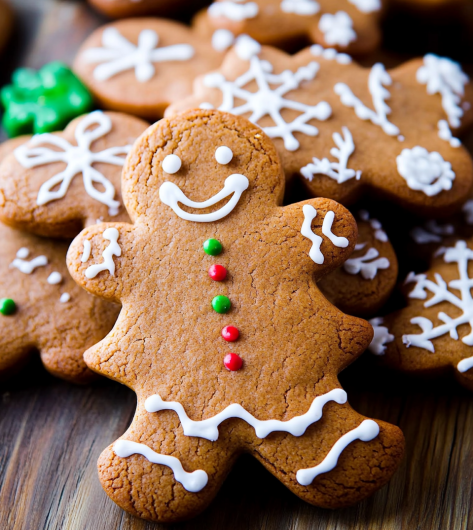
1, 2, 473, 529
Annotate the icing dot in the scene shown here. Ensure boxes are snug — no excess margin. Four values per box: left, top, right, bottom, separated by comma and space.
47, 272, 62, 285
162, 154, 182, 174
209, 264, 227, 281
224, 353, 243, 371
0, 298, 16, 316
203, 239, 223, 256
211, 29, 235, 52
222, 325, 239, 342
60, 293, 71, 303
212, 295, 231, 314
16, 248, 29, 259
215, 146, 233, 165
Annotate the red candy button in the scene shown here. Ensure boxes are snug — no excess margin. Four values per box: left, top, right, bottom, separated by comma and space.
209, 264, 227, 281
224, 353, 242, 371
221, 325, 239, 342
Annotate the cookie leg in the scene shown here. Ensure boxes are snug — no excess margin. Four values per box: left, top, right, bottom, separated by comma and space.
251, 416, 404, 509
39, 346, 95, 384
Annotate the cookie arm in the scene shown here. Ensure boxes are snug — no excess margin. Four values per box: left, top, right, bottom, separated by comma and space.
275, 198, 358, 281
67, 222, 134, 303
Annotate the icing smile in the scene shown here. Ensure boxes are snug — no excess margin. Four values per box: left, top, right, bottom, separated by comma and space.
159, 173, 249, 222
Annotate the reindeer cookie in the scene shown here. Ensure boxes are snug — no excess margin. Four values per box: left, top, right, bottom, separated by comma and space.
67, 109, 404, 522
167, 38, 473, 217
319, 209, 398, 316
0, 111, 148, 238
369, 237, 473, 391
193, 0, 384, 55
73, 19, 223, 120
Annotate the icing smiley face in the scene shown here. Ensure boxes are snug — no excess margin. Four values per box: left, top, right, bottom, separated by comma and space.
67, 109, 404, 523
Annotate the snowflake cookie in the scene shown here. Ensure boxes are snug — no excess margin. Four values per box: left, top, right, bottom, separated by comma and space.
0, 141, 119, 384
193, 0, 384, 55
73, 18, 223, 120
370, 238, 473, 391
319, 210, 398, 317
67, 109, 404, 522
0, 111, 149, 238
167, 42, 473, 217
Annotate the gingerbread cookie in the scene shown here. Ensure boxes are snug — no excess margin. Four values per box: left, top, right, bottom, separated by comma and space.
369, 237, 473, 391
167, 38, 473, 217
87, 0, 209, 18
67, 109, 404, 522
0, 110, 149, 238
193, 0, 384, 55
1, 62, 93, 138
0, 0, 13, 55
73, 19, 223, 120
319, 209, 398, 316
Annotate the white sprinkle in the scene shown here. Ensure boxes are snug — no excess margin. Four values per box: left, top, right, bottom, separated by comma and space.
60, 293, 70, 303
47, 272, 62, 285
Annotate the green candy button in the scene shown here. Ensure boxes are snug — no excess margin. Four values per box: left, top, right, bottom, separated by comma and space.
0, 298, 16, 316
212, 295, 231, 314
203, 238, 223, 256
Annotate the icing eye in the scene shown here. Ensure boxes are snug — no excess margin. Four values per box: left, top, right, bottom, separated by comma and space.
215, 146, 233, 165
162, 154, 182, 174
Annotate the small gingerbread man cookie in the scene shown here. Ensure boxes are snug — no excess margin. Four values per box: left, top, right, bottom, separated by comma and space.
73, 19, 224, 120
193, 0, 384, 55
0, 111, 149, 238
67, 109, 404, 522
167, 38, 473, 217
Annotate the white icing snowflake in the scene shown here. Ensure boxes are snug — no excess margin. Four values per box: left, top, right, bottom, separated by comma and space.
343, 243, 389, 280
300, 126, 361, 184
310, 44, 352, 65
403, 241, 473, 372
82, 27, 195, 82
14, 111, 129, 215
318, 12, 356, 47
410, 219, 455, 244
208, 0, 259, 21
358, 210, 388, 242
347, 0, 381, 13
201, 42, 331, 151
438, 120, 461, 148
396, 147, 455, 197
280, 0, 320, 15
369, 317, 394, 355
416, 54, 469, 128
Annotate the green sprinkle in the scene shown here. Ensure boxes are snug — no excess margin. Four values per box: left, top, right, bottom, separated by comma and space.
0, 298, 16, 316
212, 295, 231, 314
203, 239, 223, 256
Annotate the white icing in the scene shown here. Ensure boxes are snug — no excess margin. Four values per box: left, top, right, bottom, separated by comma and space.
47, 272, 62, 285
300, 126, 361, 184
296, 420, 380, 485
463, 200, 473, 225
369, 317, 394, 355
85, 227, 121, 279
208, 1, 259, 21
438, 120, 461, 148
458, 357, 473, 373
60, 293, 71, 303
358, 210, 388, 242
334, 63, 400, 137
234, 35, 261, 61
410, 220, 454, 244
114, 440, 208, 492
82, 27, 195, 83
348, 0, 381, 13
81, 240, 92, 262
10, 253, 48, 274
343, 247, 389, 280
211, 29, 235, 52
162, 154, 182, 174
280, 0, 320, 16
403, 241, 473, 357
215, 146, 233, 165
14, 111, 128, 215
310, 44, 352, 65
319, 12, 356, 47
159, 174, 249, 222
202, 53, 331, 151
396, 147, 455, 197
16, 248, 29, 259
322, 211, 349, 248
145, 388, 347, 441
416, 54, 469, 128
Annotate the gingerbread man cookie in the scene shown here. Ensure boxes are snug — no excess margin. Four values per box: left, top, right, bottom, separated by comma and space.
319, 209, 398, 316
67, 109, 404, 522
87, 0, 209, 18
73, 19, 223, 120
193, 0, 384, 55
369, 237, 473, 391
0, 111, 149, 238
167, 38, 473, 217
